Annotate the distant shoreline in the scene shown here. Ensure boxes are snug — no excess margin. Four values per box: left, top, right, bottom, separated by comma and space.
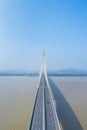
0, 73, 87, 76
1, 69, 87, 76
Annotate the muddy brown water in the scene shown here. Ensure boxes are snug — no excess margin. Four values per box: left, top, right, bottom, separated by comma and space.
0, 76, 87, 130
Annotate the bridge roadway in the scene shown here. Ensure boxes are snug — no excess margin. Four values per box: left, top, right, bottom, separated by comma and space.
29, 73, 60, 130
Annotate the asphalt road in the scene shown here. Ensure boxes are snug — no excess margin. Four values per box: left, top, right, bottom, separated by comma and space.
44, 76, 59, 130
30, 74, 60, 130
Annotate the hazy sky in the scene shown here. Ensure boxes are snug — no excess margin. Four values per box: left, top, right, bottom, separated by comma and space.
0, 0, 87, 71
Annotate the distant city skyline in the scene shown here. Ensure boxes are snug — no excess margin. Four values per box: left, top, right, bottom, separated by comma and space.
0, 0, 87, 71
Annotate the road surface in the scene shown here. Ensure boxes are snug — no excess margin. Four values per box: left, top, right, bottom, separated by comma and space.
29, 74, 60, 130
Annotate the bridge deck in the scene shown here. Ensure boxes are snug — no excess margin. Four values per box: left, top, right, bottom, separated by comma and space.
29, 74, 60, 130
29, 53, 60, 130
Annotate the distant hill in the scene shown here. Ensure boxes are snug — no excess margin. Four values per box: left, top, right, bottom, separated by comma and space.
0, 69, 87, 76
0, 71, 38, 76
48, 69, 87, 76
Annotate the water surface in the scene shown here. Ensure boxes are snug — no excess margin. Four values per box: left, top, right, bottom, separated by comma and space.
0, 76, 87, 130
0, 76, 38, 130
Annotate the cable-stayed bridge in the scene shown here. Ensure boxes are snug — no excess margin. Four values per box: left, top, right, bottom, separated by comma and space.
29, 53, 61, 130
